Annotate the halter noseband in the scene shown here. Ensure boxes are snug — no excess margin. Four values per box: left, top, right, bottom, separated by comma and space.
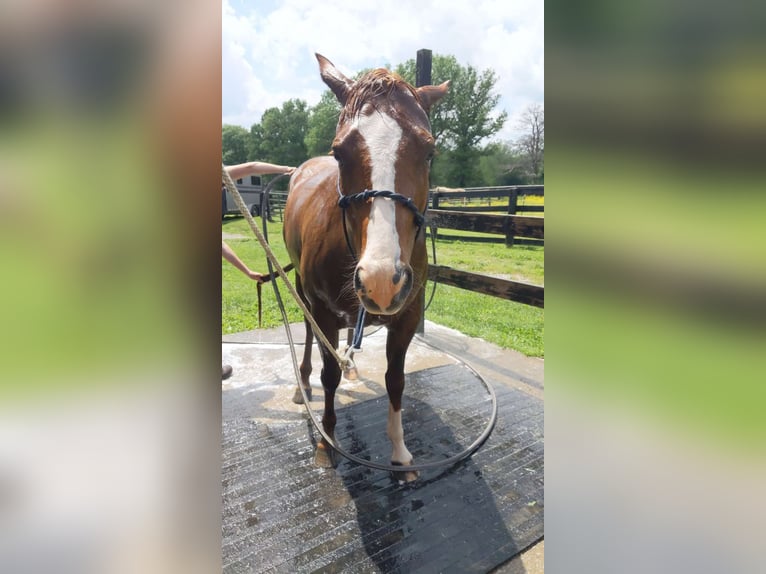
336, 176, 426, 260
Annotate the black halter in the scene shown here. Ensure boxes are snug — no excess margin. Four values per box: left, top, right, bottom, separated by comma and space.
336, 177, 427, 351
336, 178, 426, 260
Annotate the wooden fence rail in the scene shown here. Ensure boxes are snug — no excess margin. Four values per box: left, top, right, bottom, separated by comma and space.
427, 210, 544, 245
428, 185, 544, 246
430, 185, 544, 214
427, 265, 544, 308
424, 188, 544, 306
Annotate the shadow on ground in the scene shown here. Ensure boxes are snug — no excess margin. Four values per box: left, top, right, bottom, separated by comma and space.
222, 363, 543, 573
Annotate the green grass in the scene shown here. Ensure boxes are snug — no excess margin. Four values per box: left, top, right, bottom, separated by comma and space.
222, 216, 544, 357
222, 216, 304, 333
423, 236, 543, 356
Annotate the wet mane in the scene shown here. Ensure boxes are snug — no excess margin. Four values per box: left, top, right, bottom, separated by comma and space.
340, 68, 422, 121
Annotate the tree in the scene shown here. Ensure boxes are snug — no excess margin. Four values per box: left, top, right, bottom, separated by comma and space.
478, 142, 516, 186
221, 124, 250, 165
396, 54, 507, 187
305, 91, 340, 158
250, 98, 310, 168
515, 104, 544, 182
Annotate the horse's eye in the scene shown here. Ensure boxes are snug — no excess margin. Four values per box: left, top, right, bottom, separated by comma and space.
332, 149, 344, 167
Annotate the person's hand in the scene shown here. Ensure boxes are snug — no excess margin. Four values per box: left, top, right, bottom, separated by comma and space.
284, 166, 296, 175
248, 270, 265, 283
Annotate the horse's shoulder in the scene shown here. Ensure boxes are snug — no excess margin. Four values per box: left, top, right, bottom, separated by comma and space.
294, 155, 335, 180
290, 156, 337, 198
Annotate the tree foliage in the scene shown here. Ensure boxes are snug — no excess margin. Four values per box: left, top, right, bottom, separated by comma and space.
478, 142, 515, 186
221, 124, 249, 165
250, 99, 310, 168
396, 54, 507, 186
305, 91, 340, 158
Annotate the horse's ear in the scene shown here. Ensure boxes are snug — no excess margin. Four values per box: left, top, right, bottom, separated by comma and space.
417, 80, 450, 112
316, 53, 353, 106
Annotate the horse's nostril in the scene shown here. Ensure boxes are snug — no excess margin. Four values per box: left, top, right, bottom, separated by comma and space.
354, 267, 363, 292
392, 263, 409, 286
397, 267, 412, 291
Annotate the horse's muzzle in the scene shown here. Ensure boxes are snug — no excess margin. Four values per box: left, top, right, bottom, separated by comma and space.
354, 263, 413, 315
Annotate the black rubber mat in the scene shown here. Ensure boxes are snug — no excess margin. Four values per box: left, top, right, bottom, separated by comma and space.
222, 363, 544, 573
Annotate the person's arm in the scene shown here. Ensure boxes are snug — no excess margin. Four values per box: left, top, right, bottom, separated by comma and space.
225, 161, 295, 181
222, 241, 264, 282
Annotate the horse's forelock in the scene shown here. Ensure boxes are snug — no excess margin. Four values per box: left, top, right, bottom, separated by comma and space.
340, 69, 422, 121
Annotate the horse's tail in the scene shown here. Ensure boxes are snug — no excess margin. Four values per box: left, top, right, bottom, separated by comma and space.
257, 263, 295, 328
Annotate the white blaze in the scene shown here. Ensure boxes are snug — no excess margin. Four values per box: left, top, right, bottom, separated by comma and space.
355, 111, 401, 267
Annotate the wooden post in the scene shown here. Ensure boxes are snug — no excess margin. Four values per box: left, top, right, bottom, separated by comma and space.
416, 49, 432, 335
506, 188, 518, 247
416, 49, 432, 88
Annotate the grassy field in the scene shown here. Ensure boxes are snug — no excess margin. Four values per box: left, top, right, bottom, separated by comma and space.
222, 215, 544, 357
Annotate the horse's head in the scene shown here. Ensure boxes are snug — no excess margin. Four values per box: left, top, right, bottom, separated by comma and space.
316, 53, 449, 315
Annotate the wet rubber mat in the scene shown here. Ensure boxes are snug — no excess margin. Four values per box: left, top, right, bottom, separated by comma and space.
222, 363, 543, 573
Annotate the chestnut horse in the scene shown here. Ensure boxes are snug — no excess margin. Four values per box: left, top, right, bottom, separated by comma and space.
283, 54, 448, 477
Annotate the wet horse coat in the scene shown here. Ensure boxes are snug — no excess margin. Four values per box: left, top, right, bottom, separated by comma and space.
283, 54, 448, 477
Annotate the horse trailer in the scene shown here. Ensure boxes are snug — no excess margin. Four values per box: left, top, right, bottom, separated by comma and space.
222, 176, 266, 218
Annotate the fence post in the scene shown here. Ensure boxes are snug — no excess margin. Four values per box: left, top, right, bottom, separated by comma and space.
416, 49, 432, 335
505, 188, 518, 247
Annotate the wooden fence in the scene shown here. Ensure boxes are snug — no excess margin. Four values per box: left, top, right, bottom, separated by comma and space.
425, 185, 544, 308
426, 264, 544, 308
430, 185, 544, 213
235, 185, 544, 309
429, 185, 543, 246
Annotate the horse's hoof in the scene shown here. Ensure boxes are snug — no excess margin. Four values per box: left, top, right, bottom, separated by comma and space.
343, 366, 359, 381
314, 445, 337, 468
391, 461, 419, 483
292, 386, 311, 404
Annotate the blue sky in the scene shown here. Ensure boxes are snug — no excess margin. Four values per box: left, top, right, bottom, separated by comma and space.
222, 0, 543, 143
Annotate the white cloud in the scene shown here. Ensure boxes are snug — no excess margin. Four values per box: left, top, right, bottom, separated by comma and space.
222, 0, 543, 143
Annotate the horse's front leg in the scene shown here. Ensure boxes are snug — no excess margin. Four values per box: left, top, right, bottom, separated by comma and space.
292, 315, 314, 404
385, 319, 418, 482
293, 276, 314, 404
314, 322, 341, 468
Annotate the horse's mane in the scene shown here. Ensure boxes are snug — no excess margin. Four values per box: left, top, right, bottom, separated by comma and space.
340, 68, 422, 121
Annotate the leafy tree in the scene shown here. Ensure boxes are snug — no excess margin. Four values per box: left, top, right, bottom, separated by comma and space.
396, 54, 507, 187
477, 141, 541, 185
478, 142, 515, 186
305, 91, 340, 158
429, 148, 451, 187
250, 98, 310, 168
222, 124, 250, 165
247, 123, 263, 160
